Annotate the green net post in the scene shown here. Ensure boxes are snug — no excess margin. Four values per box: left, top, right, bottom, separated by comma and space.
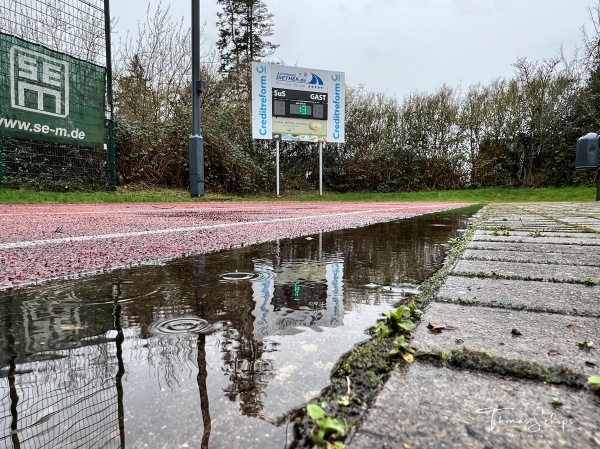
0, 139, 3, 185
108, 122, 116, 190
104, 0, 116, 190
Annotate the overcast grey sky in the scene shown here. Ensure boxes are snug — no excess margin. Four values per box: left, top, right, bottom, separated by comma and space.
112, 0, 594, 100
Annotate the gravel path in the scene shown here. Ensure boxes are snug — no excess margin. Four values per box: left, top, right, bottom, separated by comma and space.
0, 201, 469, 290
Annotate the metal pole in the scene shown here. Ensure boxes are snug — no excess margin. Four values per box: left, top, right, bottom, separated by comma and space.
596, 169, 600, 201
318, 142, 323, 196
189, 0, 204, 197
104, 0, 116, 190
276, 140, 280, 196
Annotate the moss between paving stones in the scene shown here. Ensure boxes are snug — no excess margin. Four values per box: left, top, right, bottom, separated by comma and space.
287, 206, 489, 448
513, 206, 600, 235
454, 269, 598, 285
436, 295, 600, 318
289, 336, 398, 448
416, 348, 587, 389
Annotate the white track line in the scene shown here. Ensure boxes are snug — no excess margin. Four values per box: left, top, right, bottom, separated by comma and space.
0, 206, 438, 250
0, 204, 431, 217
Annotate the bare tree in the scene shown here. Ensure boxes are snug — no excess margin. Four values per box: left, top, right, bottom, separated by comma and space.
113, 2, 206, 123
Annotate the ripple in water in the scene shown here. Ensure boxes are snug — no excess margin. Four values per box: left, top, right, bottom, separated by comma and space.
220, 272, 255, 281
219, 270, 275, 282
49, 280, 169, 306
148, 317, 226, 335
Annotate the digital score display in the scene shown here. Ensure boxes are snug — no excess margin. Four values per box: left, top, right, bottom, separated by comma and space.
272, 88, 327, 120
290, 103, 312, 116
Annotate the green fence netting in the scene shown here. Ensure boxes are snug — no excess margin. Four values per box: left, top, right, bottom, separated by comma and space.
0, 0, 115, 190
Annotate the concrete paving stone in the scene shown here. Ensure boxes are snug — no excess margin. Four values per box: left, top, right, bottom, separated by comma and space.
437, 275, 600, 316
467, 241, 600, 255
472, 234, 600, 246
565, 225, 600, 232
482, 223, 571, 230
412, 303, 600, 378
481, 227, 577, 234
512, 203, 596, 210
484, 214, 552, 222
476, 230, 600, 239
482, 216, 538, 223
562, 215, 600, 219
462, 249, 600, 267
481, 219, 565, 227
452, 259, 600, 283
349, 363, 600, 449
518, 205, 600, 215
560, 216, 600, 222
566, 226, 600, 233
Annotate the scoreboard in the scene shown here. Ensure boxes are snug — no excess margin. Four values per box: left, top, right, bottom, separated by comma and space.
251, 63, 345, 143
272, 88, 328, 121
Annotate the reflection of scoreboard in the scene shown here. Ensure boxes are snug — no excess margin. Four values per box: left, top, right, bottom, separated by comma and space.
251, 258, 344, 337
272, 88, 328, 120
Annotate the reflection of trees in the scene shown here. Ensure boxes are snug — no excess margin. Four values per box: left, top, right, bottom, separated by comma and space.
221, 335, 273, 417
219, 293, 274, 418
337, 212, 469, 287
185, 254, 276, 419
143, 334, 198, 390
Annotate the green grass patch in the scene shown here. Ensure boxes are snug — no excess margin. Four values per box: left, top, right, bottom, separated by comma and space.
273, 186, 597, 203
0, 185, 596, 204
0, 186, 234, 204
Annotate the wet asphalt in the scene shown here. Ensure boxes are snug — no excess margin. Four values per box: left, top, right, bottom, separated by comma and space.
349, 203, 600, 449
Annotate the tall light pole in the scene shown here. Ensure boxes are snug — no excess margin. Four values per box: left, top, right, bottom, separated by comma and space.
189, 0, 205, 196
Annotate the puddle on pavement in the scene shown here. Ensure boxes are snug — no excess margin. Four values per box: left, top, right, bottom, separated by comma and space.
0, 205, 479, 449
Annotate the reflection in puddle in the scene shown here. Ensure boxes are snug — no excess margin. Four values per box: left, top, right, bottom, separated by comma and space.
0, 206, 480, 449
220, 268, 277, 282
220, 272, 256, 281
148, 317, 228, 335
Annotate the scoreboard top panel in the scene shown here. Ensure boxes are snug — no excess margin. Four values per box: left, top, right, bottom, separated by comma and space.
272, 88, 328, 103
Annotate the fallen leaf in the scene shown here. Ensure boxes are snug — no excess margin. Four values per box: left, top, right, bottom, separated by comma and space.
427, 322, 458, 333
402, 353, 414, 363
547, 349, 560, 356
567, 322, 578, 330
549, 398, 563, 407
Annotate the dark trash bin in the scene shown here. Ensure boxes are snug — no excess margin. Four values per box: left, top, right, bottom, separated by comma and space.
576, 132, 600, 200
576, 132, 600, 170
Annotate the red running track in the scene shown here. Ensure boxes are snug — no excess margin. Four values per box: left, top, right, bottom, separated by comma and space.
0, 201, 471, 290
